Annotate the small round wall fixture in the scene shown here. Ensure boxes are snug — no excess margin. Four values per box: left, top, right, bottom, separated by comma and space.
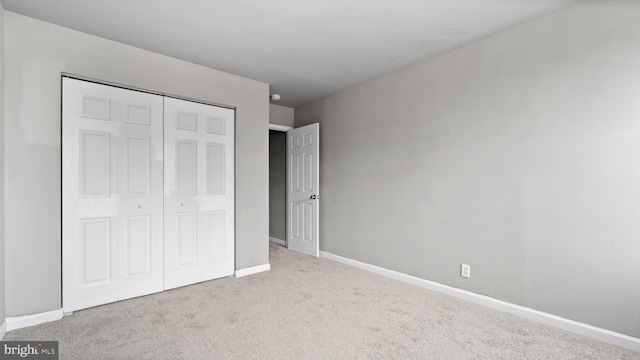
270, 94, 281, 101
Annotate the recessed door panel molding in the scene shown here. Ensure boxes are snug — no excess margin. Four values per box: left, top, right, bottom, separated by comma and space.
79, 130, 111, 197
176, 140, 198, 196
303, 203, 313, 244
80, 218, 112, 285
124, 136, 151, 197
291, 134, 301, 149
303, 153, 313, 192
291, 154, 301, 191
164, 96, 235, 290
125, 103, 151, 126
290, 203, 300, 241
124, 216, 152, 278
82, 96, 111, 121
303, 133, 313, 147
177, 212, 198, 267
206, 143, 225, 195
287, 123, 320, 257
63, 77, 164, 312
176, 111, 198, 131
205, 211, 226, 262
206, 116, 226, 135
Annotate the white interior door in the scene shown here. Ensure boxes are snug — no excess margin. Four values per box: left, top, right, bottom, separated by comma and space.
62, 78, 164, 312
287, 123, 320, 257
163, 97, 235, 289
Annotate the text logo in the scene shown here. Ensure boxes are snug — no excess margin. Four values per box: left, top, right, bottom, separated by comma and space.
0, 342, 57, 360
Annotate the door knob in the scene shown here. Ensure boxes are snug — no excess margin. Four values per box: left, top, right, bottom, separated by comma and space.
310, 195, 319, 200
137, 204, 144, 209
180, 202, 185, 207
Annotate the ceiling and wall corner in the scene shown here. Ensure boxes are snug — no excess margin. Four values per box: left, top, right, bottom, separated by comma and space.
1, 0, 579, 108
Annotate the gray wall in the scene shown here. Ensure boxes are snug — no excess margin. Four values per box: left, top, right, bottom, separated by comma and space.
0, 3, 6, 327
269, 104, 294, 127
269, 130, 287, 240
295, 0, 640, 338
4, 12, 269, 317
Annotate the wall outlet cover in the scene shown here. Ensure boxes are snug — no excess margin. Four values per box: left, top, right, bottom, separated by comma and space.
461, 264, 471, 278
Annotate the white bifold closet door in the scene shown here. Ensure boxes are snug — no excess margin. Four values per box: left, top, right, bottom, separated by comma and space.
163, 97, 235, 290
63, 78, 235, 312
62, 78, 165, 312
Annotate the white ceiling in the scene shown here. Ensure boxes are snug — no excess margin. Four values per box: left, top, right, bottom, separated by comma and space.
3, 0, 578, 107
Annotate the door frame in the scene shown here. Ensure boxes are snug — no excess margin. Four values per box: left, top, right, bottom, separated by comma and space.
61, 73, 236, 111
268, 123, 293, 247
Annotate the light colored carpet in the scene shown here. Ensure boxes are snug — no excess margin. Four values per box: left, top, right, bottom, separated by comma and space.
5, 243, 639, 359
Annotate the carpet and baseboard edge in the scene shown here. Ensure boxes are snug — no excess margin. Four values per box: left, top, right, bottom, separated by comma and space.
234, 263, 271, 278
319, 250, 640, 352
269, 237, 286, 246
5, 309, 64, 333
2, 267, 274, 333
4, 254, 637, 352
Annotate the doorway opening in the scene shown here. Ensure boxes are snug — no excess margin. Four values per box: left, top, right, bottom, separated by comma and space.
269, 125, 291, 247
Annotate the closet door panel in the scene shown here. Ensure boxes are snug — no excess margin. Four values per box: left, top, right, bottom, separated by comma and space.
117, 94, 165, 300
164, 97, 235, 290
63, 78, 164, 312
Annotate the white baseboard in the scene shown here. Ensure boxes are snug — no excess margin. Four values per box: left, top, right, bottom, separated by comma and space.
235, 263, 271, 278
320, 251, 640, 352
269, 237, 286, 246
0, 319, 6, 340
6, 309, 64, 332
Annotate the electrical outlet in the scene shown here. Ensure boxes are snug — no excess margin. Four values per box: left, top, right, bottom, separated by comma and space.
461, 264, 471, 278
